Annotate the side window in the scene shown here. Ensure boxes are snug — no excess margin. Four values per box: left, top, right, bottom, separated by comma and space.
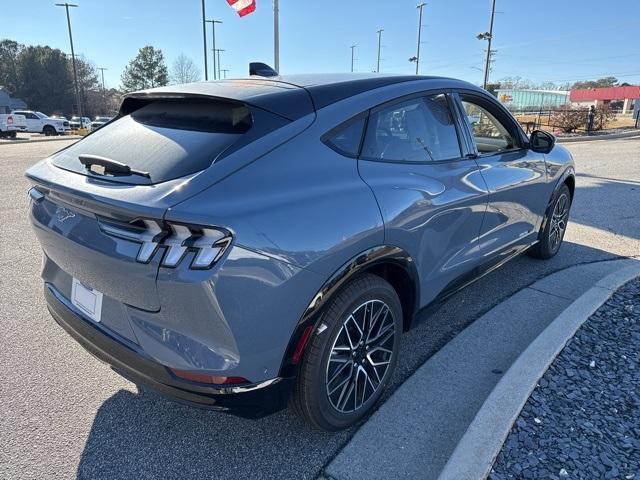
323, 117, 366, 157
361, 94, 461, 163
460, 98, 515, 154
26, 113, 38, 119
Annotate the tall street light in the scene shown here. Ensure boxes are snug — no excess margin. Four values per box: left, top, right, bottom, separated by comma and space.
201, 0, 208, 80
273, 0, 280, 72
97, 67, 107, 113
477, 0, 497, 89
415, 3, 426, 75
350, 45, 357, 73
215, 49, 225, 80
205, 19, 222, 80
55, 3, 82, 118
376, 29, 384, 73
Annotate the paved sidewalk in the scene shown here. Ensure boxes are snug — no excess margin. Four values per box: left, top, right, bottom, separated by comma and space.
323, 258, 640, 480
491, 278, 639, 480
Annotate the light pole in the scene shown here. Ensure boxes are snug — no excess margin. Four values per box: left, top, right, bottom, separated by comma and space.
415, 3, 426, 75
205, 19, 222, 80
273, 0, 280, 72
350, 45, 356, 72
215, 49, 225, 80
376, 29, 384, 73
201, 0, 208, 80
97, 67, 107, 113
221, 69, 229, 79
55, 3, 82, 118
477, 0, 497, 89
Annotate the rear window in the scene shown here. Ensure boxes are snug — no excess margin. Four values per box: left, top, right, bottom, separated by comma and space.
51, 98, 283, 185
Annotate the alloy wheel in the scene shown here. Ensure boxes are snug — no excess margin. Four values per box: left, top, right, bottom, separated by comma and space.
325, 299, 396, 414
549, 193, 569, 251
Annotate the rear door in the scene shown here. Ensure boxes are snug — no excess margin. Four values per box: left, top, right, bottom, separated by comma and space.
355, 92, 489, 305
453, 91, 548, 263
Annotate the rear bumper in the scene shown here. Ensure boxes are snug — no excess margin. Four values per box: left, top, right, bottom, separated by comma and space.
44, 283, 293, 418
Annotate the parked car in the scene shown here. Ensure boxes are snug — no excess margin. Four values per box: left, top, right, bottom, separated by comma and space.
69, 116, 91, 130
11, 110, 69, 135
26, 73, 574, 430
0, 111, 27, 138
90, 116, 113, 131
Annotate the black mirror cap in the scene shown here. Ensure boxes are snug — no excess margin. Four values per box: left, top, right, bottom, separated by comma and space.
249, 62, 279, 77
530, 130, 556, 154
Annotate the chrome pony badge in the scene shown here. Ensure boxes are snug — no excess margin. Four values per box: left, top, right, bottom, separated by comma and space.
55, 206, 76, 222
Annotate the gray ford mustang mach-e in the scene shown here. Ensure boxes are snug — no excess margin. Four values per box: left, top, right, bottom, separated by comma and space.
27, 72, 574, 431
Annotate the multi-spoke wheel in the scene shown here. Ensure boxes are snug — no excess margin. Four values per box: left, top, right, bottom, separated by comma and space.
291, 274, 402, 431
326, 300, 395, 413
529, 183, 572, 259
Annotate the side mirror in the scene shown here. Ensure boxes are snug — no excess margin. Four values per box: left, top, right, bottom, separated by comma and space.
530, 130, 556, 154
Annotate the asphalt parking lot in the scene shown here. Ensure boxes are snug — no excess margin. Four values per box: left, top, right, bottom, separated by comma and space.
1, 136, 639, 479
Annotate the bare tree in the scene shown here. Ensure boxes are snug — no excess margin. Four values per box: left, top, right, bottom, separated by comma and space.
170, 54, 201, 85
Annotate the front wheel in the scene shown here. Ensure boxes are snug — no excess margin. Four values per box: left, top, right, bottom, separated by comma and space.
291, 274, 402, 431
529, 184, 571, 259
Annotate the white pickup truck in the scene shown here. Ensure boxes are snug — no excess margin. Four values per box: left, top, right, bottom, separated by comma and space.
0, 112, 27, 138
11, 110, 70, 136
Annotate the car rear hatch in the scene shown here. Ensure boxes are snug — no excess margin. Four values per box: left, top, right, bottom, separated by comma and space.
27, 85, 313, 316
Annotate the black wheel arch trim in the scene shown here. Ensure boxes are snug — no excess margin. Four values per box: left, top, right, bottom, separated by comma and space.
539, 166, 575, 239
278, 245, 419, 379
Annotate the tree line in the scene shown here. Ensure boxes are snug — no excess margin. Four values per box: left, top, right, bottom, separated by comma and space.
0, 39, 201, 118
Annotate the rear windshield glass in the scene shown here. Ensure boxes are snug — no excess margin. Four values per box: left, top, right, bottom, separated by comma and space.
51, 99, 256, 185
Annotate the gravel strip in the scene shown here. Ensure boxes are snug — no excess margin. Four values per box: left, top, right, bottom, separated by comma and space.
491, 278, 640, 480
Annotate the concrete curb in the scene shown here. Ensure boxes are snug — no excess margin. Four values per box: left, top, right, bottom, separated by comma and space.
438, 263, 640, 480
557, 130, 640, 143
0, 135, 81, 145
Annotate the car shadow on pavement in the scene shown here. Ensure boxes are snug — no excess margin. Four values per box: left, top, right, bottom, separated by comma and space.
76, 386, 347, 480
75, 243, 638, 480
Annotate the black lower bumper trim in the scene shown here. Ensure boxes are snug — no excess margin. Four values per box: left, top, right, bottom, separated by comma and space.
44, 284, 293, 418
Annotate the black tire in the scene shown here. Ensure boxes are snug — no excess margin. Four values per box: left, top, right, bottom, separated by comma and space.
528, 184, 571, 259
43, 125, 56, 136
9, 131, 16, 138
291, 273, 402, 431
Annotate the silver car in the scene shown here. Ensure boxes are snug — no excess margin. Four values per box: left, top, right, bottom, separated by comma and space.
27, 73, 574, 430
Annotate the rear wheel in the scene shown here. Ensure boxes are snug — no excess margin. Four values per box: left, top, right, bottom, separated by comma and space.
291, 274, 402, 431
529, 184, 571, 259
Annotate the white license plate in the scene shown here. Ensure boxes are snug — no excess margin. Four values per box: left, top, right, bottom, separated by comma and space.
71, 278, 103, 323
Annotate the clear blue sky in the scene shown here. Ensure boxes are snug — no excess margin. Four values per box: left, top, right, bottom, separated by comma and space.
3, 0, 639, 89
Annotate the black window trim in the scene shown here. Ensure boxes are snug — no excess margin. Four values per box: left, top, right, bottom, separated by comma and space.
358, 89, 468, 165
453, 89, 530, 158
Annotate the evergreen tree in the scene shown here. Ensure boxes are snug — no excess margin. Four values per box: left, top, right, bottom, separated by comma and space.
121, 46, 169, 92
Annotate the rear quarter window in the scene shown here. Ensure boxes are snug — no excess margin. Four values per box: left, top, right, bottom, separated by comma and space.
322, 116, 366, 157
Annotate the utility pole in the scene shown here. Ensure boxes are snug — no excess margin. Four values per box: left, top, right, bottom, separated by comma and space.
201, 0, 208, 80
376, 29, 384, 73
97, 67, 107, 113
55, 3, 82, 118
415, 3, 426, 75
221, 69, 229, 79
477, 0, 497, 89
350, 45, 356, 72
273, 0, 280, 72
215, 49, 225, 80
205, 19, 222, 80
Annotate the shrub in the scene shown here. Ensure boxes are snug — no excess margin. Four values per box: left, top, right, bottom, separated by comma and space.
551, 106, 588, 133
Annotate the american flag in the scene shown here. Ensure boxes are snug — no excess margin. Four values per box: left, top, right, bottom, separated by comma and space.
226, 0, 256, 17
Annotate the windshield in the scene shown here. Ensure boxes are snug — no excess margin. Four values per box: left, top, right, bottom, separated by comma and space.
36, 112, 48, 119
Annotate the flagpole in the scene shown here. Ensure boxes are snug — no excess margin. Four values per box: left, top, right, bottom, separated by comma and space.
273, 0, 280, 72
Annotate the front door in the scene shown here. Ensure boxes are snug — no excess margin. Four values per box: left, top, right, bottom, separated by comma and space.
455, 92, 549, 264
357, 92, 489, 306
